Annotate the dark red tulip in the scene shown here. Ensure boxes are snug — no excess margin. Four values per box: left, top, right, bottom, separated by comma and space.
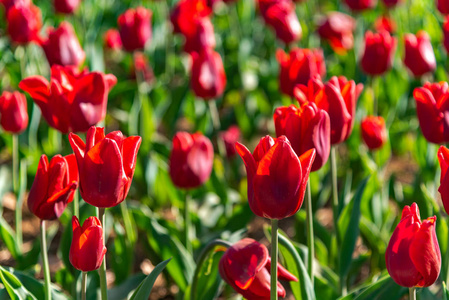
104, 29, 122, 50
219, 125, 241, 158
132, 52, 155, 84
295, 76, 363, 145
403, 31, 436, 77
236, 136, 315, 219
274, 102, 330, 171
69, 216, 107, 272
28, 154, 78, 220
444, 17, 449, 53
374, 16, 396, 34
183, 17, 216, 53
219, 238, 297, 299
258, 0, 302, 44
361, 116, 387, 150
413, 82, 449, 144
20, 65, 116, 134
0, 0, 30, 13
69, 127, 141, 208
276, 48, 326, 97
169, 132, 214, 189
191, 48, 227, 99
0, 91, 28, 134
360, 30, 396, 76
438, 0, 449, 14
438, 146, 449, 215
317, 12, 355, 54
386, 203, 441, 288
344, 0, 377, 11
41, 21, 86, 67
118, 7, 152, 52
54, 0, 81, 14
382, 0, 403, 7
7, 3, 41, 44
170, 0, 212, 37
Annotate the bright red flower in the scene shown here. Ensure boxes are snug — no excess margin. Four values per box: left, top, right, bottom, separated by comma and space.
374, 16, 396, 34
169, 132, 214, 189
118, 7, 152, 52
183, 17, 216, 53
444, 17, 449, 53
170, 0, 211, 37
19, 65, 117, 133
0, 0, 29, 13
438, 146, 449, 215
403, 31, 436, 77
438, 0, 449, 14
6, 3, 41, 44
69, 216, 107, 272
191, 48, 227, 99
385, 203, 441, 288
104, 29, 122, 50
0, 91, 28, 134
219, 125, 241, 158
54, 0, 81, 14
69, 127, 142, 208
361, 116, 387, 150
360, 30, 396, 76
132, 52, 155, 84
276, 48, 326, 97
344, 0, 377, 11
317, 12, 355, 54
219, 238, 297, 299
27, 154, 78, 220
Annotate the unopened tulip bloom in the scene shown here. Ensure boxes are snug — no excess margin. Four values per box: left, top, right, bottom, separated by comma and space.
132, 52, 155, 84
191, 48, 227, 99
219, 238, 297, 299
374, 16, 396, 33
104, 29, 122, 50
170, 0, 211, 37
360, 30, 396, 76
444, 17, 449, 53
169, 132, 214, 189
386, 203, 441, 288
438, 0, 449, 14
236, 136, 315, 219
274, 102, 330, 171
295, 76, 363, 145
219, 125, 241, 158
0, 91, 28, 134
183, 17, 216, 53
361, 116, 387, 150
41, 22, 86, 67
54, 0, 81, 14
344, 0, 377, 11
28, 154, 78, 220
403, 31, 436, 77
413, 82, 449, 144
317, 12, 355, 53
20, 65, 117, 133
118, 7, 152, 52
69, 216, 107, 272
0, 0, 30, 13
438, 146, 449, 215
7, 3, 41, 44
69, 127, 141, 208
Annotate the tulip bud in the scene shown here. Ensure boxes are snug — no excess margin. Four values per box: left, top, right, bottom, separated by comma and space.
169, 132, 214, 189
438, 0, 449, 14
0, 91, 28, 134
438, 146, 449, 215
183, 17, 216, 53
344, 0, 377, 11
69, 127, 142, 208
28, 154, 78, 220
41, 22, 86, 67
104, 29, 122, 50
361, 116, 387, 150
374, 16, 396, 34
317, 12, 355, 54
7, 3, 41, 44
190, 48, 227, 99
132, 52, 155, 84
219, 238, 298, 299
118, 7, 152, 52
54, 0, 81, 14
403, 31, 436, 77
170, 0, 212, 36
386, 203, 441, 288
1, 0, 30, 13
219, 125, 241, 158
360, 30, 396, 76
69, 216, 107, 272
236, 136, 315, 219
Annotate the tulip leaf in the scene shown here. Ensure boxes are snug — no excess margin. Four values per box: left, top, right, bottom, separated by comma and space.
129, 258, 171, 300
443, 282, 449, 300
0, 266, 36, 300
0, 215, 21, 260
107, 273, 146, 300
338, 274, 406, 300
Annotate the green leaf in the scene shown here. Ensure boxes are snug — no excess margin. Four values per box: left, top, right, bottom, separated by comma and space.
0, 215, 21, 259
129, 258, 171, 300
108, 273, 146, 300
0, 266, 37, 300
443, 282, 449, 300
338, 274, 406, 300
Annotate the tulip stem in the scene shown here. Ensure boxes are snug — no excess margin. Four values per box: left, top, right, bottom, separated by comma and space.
40, 220, 52, 300
409, 287, 416, 300
305, 179, 314, 286
13, 135, 23, 250
208, 101, 227, 157
120, 201, 136, 244
98, 208, 108, 300
331, 147, 340, 244
81, 272, 87, 300
185, 192, 192, 254
73, 190, 79, 219
270, 219, 279, 300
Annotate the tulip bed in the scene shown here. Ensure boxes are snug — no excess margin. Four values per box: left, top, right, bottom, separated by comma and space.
1, 0, 449, 299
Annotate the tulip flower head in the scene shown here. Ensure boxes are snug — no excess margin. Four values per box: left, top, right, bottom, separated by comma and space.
170, 0, 212, 37
385, 203, 441, 288
6, 3, 42, 45
219, 238, 298, 299
344, 0, 377, 11
444, 17, 449, 53
69, 127, 142, 208
236, 136, 315, 219
317, 12, 355, 54
28, 154, 78, 220
0, 91, 28, 134
118, 7, 152, 52
1, 0, 30, 13
183, 17, 216, 53
438, 0, 449, 14
104, 29, 123, 50
438, 146, 449, 215
219, 125, 241, 159
361, 116, 387, 150
403, 31, 436, 77
374, 16, 396, 34
360, 30, 396, 76
54, 0, 81, 14
69, 216, 107, 272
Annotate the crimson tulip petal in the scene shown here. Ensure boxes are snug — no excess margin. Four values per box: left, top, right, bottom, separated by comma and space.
28, 155, 50, 217
86, 126, 105, 152
19, 76, 50, 104
414, 87, 446, 143
122, 136, 142, 179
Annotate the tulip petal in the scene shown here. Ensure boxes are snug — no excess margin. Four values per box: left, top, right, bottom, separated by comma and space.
69, 132, 86, 173
414, 87, 445, 143
122, 136, 142, 179
28, 155, 49, 218
19, 76, 50, 104
86, 126, 105, 152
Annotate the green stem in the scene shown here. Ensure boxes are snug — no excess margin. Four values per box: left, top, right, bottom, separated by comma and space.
49, 128, 62, 153
409, 287, 416, 300
305, 180, 314, 286
445, 236, 449, 285
40, 220, 52, 300
120, 201, 136, 244
13, 135, 22, 249
98, 208, 108, 300
81, 272, 87, 300
370, 76, 377, 116
331, 147, 340, 244
270, 219, 279, 300
185, 192, 192, 254
73, 190, 79, 219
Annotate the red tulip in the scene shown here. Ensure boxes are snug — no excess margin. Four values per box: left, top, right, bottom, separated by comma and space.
258, 0, 302, 44
132, 52, 155, 84
295, 75, 363, 145
191, 48, 227, 99
118, 7, 152, 52
382, 0, 403, 7
403, 31, 436, 77
170, 0, 211, 37
19, 65, 117, 134
438, 0, 449, 14
438, 146, 449, 215
41, 22, 86, 67
69, 216, 107, 272
317, 12, 355, 54
0, 91, 28, 134
54, 0, 81, 14
0, 0, 30, 13
360, 30, 396, 76
219, 125, 241, 158
444, 17, 449, 53
183, 17, 216, 53
6, 3, 41, 44
28, 154, 78, 220
344, 0, 377, 11
385, 203, 441, 288
219, 238, 297, 299
413, 82, 449, 144
374, 16, 396, 34
361, 116, 387, 150
276, 48, 326, 97
104, 29, 122, 50
169, 132, 214, 189
236, 136, 315, 219
274, 102, 330, 171
69, 127, 142, 208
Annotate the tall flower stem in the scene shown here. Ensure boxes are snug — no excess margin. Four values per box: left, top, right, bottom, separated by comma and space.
73, 190, 79, 219
40, 220, 52, 300
98, 208, 108, 300
185, 192, 192, 254
409, 287, 416, 300
13, 135, 22, 249
305, 179, 314, 286
331, 147, 340, 245
208, 101, 226, 158
81, 272, 87, 300
270, 219, 279, 300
